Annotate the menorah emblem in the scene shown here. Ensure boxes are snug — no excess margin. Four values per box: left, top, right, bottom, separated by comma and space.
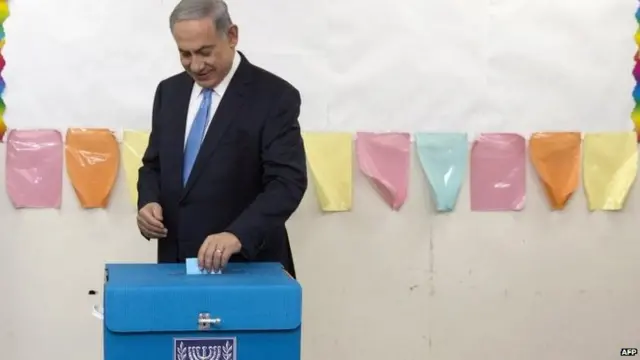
174, 337, 236, 360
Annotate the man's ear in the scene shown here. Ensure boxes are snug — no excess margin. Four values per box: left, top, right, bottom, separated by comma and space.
227, 24, 239, 47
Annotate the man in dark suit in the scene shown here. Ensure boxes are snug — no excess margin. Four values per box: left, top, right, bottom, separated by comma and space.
136, 0, 307, 277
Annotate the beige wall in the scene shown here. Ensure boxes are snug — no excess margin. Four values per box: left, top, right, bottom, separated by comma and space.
0, 146, 637, 360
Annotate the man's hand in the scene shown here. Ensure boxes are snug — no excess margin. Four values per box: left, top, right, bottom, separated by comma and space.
198, 232, 242, 273
137, 202, 167, 239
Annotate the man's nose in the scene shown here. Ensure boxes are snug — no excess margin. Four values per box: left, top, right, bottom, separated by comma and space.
190, 58, 205, 73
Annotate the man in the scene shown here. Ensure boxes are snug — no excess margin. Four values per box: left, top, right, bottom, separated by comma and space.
136, 0, 307, 278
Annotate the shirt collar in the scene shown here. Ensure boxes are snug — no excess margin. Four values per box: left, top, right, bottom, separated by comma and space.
194, 51, 241, 96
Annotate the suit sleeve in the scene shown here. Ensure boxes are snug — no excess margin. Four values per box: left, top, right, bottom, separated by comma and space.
137, 83, 163, 211
225, 86, 308, 260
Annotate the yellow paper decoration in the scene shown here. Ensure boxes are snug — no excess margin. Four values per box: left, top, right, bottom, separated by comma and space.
632, 105, 640, 130
122, 130, 150, 206
583, 132, 638, 211
302, 132, 353, 212
0, 2, 8, 23
0, 116, 5, 139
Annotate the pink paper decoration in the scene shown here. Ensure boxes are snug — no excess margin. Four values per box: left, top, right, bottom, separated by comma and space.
355, 132, 411, 210
5, 129, 64, 209
470, 133, 526, 211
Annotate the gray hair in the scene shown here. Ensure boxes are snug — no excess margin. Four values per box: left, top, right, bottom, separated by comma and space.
169, 0, 233, 36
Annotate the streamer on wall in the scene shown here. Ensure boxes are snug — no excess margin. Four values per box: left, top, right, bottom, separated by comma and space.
65, 128, 120, 209
122, 130, 150, 206
634, 4, 640, 140
528, 132, 581, 210
0, 1, 8, 141
355, 132, 411, 211
5, 129, 64, 209
302, 132, 353, 212
582, 132, 638, 211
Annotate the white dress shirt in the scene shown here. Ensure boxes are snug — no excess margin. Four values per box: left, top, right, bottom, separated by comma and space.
183, 51, 241, 146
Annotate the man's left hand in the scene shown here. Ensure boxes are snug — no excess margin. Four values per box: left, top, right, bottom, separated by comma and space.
198, 232, 242, 273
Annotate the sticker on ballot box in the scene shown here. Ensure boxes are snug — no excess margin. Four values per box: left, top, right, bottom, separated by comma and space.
174, 337, 236, 360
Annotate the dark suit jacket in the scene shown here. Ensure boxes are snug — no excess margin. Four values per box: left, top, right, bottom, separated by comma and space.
136, 52, 307, 277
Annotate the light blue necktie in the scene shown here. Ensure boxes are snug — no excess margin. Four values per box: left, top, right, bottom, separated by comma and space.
183, 88, 213, 186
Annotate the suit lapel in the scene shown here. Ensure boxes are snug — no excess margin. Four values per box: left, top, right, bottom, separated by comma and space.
181, 53, 253, 199
166, 73, 194, 195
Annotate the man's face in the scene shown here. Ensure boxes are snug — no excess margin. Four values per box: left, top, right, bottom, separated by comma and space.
172, 18, 238, 88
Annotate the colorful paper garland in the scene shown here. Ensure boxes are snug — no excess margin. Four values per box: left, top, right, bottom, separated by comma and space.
633, 4, 640, 141
0, 1, 8, 141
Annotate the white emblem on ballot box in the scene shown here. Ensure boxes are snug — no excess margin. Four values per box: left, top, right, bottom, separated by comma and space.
174, 337, 236, 360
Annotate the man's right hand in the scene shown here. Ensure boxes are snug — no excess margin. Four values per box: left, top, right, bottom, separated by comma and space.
137, 202, 167, 239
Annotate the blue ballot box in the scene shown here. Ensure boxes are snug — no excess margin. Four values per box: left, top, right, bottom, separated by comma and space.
103, 262, 302, 360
